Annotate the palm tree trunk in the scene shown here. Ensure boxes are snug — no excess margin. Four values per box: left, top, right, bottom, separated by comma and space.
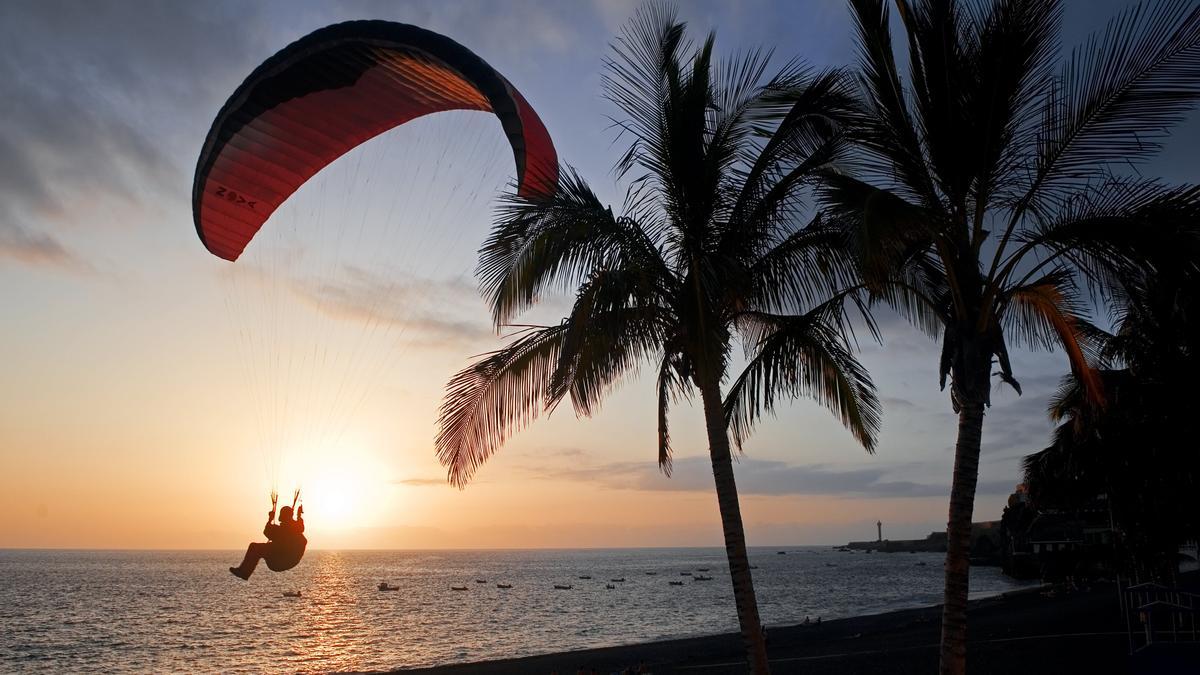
699, 378, 770, 674
939, 399, 986, 675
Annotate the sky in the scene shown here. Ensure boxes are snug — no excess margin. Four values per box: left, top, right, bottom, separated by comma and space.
2, 0, 1199, 550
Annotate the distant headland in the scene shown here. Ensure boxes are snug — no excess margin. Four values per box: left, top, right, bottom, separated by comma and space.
841, 521, 1003, 566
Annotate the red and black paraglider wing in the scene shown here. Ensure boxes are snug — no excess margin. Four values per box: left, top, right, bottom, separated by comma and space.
193, 21, 558, 262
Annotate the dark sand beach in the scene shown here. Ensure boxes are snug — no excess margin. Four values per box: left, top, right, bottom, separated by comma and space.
383, 573, 1199, 675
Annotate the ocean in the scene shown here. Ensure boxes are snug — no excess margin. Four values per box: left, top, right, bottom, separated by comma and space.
0, 548, 1035, 673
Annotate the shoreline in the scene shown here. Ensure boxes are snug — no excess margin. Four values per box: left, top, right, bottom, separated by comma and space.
374, 582, 1141, 675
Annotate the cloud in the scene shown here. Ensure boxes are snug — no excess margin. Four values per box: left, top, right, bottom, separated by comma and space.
514, 446, 588, 459
978, 378, 1063, 455
520, 454, 1016, 498
391, 477, 449, 487
881, 395, 919, 410
0, 223, 88, 270
0, 2, 273, 270
592, 0, 642, 32
287, 265, 495, 348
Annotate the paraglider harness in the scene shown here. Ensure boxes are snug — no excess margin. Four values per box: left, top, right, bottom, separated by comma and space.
263, 488, 307, 572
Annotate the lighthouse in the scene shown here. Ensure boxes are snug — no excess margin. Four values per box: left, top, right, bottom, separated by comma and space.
877, 520, 882, 542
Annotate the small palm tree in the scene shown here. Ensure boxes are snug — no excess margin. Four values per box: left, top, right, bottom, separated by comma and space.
826, 1, 1200, 673
436, 5, 879, 672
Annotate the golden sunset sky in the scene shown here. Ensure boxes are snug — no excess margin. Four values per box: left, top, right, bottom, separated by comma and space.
3, 0, 1197, 550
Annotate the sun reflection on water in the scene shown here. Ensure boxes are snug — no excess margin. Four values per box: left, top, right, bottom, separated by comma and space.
286, 552, 369, 673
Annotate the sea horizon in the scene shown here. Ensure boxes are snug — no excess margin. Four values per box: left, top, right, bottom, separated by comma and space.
1, 547, 1033, 673
0, 543, 871, 552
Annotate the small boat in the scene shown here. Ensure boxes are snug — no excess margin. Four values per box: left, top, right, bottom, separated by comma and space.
645, 571, 658, 575
605, 584, 616, 589
825, 563, 837, 567
915, 562, 927, 567
750, 565, 759, 569
379, 583, 400, 592
496, 583, 512, 589
680, 572, 692, 576
282, 590, 301, 598
694, 575, 713, 581
578, 575, 592, 580
669, 580, 684, 586
776, 551, 787, 555
475, 579, 487, 583
697, 568, 710, 572
450, 586, 469, 591
610, 578, 625, 582
553, 584, 572, 590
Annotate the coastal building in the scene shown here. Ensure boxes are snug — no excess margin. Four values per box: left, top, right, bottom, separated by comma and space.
1000, 484, 1116, 581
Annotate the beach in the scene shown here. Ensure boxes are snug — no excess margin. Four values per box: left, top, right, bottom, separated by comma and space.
387, 575, 1198, 675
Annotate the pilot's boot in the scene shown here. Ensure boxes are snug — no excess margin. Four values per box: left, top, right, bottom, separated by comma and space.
230, 543, 266, 580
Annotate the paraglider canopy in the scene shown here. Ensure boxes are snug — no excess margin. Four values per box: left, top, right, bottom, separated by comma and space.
192, 20, 558, 262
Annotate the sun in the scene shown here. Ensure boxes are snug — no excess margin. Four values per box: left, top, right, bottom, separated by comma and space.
286, 442, 388, 532
305, 468, 362, 528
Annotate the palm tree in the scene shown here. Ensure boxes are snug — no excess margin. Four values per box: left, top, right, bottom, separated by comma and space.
436, 5, 880, 672
1025, 252, 1200, 582
824, 1, 1200, 673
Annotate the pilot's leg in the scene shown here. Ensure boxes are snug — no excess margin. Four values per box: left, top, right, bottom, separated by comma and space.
230, 543, 271, 580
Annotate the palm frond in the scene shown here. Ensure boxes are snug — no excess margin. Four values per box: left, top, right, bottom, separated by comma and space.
479, 168, 671, 328
656, 351, 691, 476
744, 213, 858, 315
966, 0, 1061, 214
725, 300, 881, 452
1001, 271, 1105, 405
1047, 371, 1084, 423
660, 31, 726, 250
724, 134, 845, 268
939, 323, 957, 393
847, 0, 942, 209
707, 46, 776, 184
1001, 180, 1200, 298
874, 274, 949, 340
436, 325, 567, 488
819, 171, 952, 338
820, 171, 939, 279
1001, 268, 1085, 349
896, 0, 976, 208
603, 1, 687, 181
734, 67, 859, 194
733, 68, 859, 228
548, 269, 671, 417
1024, 0, 1200, 210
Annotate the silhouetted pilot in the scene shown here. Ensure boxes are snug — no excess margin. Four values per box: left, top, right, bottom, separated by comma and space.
230, 504, 306, 580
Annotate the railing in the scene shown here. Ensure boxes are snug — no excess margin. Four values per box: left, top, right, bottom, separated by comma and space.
1121, 579, 1199, 654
